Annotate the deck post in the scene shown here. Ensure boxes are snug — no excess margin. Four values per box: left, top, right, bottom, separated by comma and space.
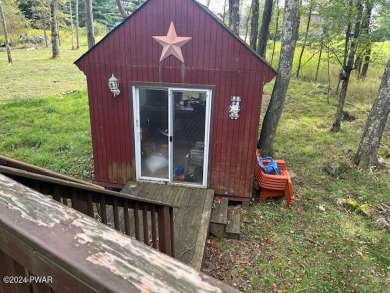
157, 206, 173, 256
71, 188, 89, 215
169, 207, 175, 256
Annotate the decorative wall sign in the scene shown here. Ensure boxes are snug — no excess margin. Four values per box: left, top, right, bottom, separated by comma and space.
152, 22, 192, 63
229, 96, 241, 119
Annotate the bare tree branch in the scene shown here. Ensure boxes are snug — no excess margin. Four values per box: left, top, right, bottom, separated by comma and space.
115, 0, 127, 18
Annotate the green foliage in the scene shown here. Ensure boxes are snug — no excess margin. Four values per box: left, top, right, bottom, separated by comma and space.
120, 0, 146, 15
17, 0, 48, 28
91, 0, 123, 29
30, 1, 50, 29
15, 0, 125, 33
92, 21, 107, 36
289, 0, 390, 81
16, 0, 68, 29
74, 0, 124, 29
375, 2, 390, 40
278, 40, 390, 88
0, 0, 30, 45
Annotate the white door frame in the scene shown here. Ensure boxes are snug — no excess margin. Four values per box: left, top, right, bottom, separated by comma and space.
132, 85, 212, 188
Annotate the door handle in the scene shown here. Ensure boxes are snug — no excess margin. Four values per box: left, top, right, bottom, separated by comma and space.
170, 136, 173, 142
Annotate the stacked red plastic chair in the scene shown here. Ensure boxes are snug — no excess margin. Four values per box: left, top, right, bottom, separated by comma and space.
254, 157, 294, 207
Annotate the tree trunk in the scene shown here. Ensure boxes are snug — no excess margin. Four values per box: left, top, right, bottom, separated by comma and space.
244, 7, 251, 42
327, 45, 331, 103
355, 56, 362, 77
258, 0, 300, 156
115, 0, 127, 18
257, 0, 274, 57
0, 0, 12, 64
50, 0, 60, 59
356, 1, 371, 78
249, 0, 259, 50
43, 27, 48, 47
360, 46, 371, 79
70, 0, 74, 49
337, 0, 353, 94
229, 0, 240, 35
314, 43, 323, 82
57, 20, 61, 46
332, 0, 363, 132
75, 0, 79, 49
359, 1, 373, 79
296, 1, 313, 77
85, 0, 95, 49
353, 60, 390, 168
270, 0, 280, 65
332, 67, 351, 131
222, 0, 228, 23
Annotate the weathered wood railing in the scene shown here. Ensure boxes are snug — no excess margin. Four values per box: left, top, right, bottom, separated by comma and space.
0, 174, 239, 293
0, 154, 102, 188
0, 165, 176, 257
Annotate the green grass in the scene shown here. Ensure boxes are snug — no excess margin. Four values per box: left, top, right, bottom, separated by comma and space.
0, 31, 93, 178
1, 33, 389, 292
203, 77, 390, 292
0, 92, 93, 180
0, 47, 87, 100
0, 29, 98, 100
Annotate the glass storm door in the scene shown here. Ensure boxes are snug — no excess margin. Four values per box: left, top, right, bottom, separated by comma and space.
133, 86, 211, 187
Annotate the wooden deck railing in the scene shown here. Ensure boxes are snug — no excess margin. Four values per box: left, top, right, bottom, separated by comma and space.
0, 174, 239, 293
0, 154, 102, 188
0, 165, 176, 257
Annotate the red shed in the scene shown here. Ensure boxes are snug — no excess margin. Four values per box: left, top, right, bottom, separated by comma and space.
75, 0, 276, 203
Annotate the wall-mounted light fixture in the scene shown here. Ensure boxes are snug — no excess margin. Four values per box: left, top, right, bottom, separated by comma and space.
229, 96, 241, 119
108, 74, 120, 97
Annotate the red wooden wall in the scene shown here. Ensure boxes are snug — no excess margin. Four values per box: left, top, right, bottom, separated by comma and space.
76, 0, 275, 199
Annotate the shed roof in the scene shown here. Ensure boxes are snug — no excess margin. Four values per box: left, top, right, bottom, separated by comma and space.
75, 0, 276, 79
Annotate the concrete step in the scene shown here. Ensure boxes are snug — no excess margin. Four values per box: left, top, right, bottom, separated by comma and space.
225, 205, 242, 240
209, 197, 228, 237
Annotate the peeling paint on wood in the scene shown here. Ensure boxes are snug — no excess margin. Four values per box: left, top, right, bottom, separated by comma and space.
0, 174, 236, 292
71, 216, 222, 292
0, 174, 67, 227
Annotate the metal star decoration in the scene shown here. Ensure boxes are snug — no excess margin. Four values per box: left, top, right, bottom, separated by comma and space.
152, 22, 192, 63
